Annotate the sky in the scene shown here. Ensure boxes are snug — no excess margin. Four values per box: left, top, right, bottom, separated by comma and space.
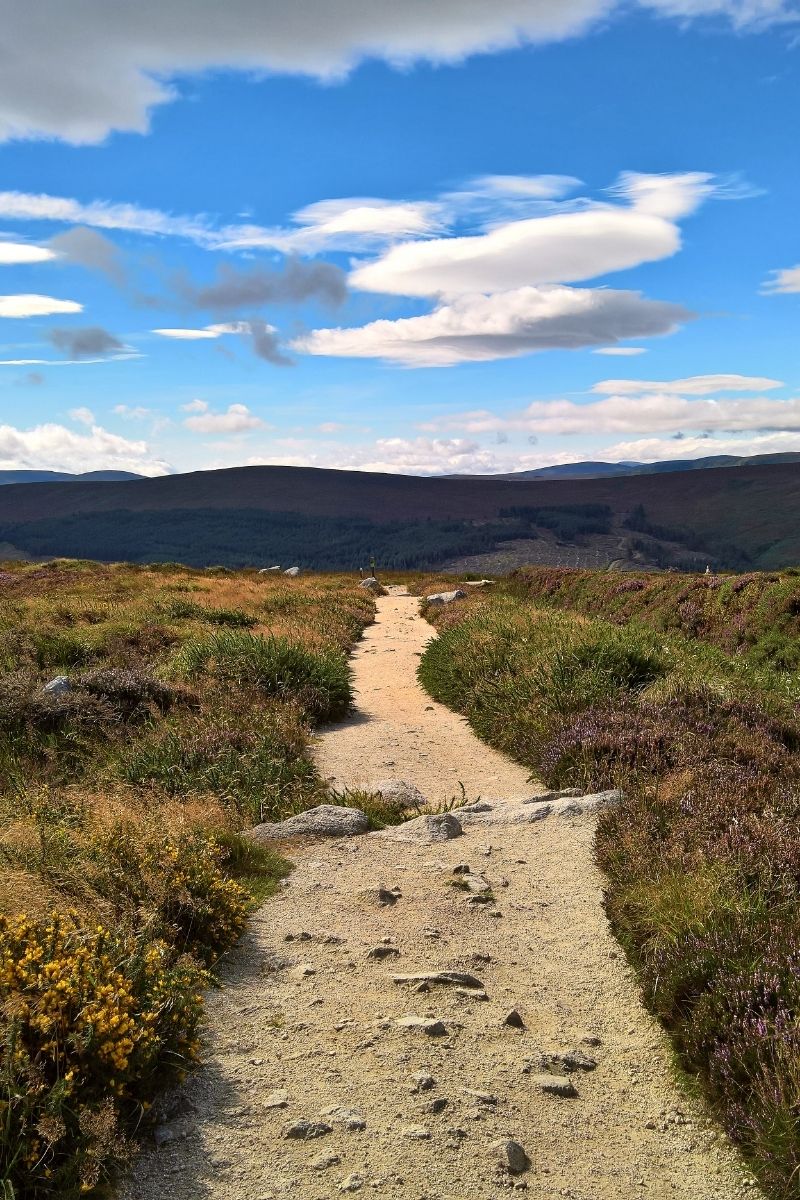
0, 0, 798, 478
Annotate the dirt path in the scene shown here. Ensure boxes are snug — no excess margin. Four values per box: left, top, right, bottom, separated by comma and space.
122, 590, 758, 1200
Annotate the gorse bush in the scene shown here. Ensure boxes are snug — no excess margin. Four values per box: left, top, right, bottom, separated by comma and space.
0, 560, 374, 1196
419, 580, 800, 1198
0, 912, 207, 1197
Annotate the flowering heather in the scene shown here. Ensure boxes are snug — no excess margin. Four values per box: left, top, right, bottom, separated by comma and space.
420, 582, 800, 1197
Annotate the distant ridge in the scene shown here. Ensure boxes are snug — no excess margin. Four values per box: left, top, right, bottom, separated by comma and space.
490, 452, 800, 481
0, 470, 145, 486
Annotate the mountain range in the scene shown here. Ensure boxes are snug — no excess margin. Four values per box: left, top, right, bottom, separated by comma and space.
1, 459, 799, 572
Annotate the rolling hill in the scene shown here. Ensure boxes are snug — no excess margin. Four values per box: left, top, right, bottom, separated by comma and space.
0, 461, 799, 571
494, 451, 800, 480
0, 470, 144, 485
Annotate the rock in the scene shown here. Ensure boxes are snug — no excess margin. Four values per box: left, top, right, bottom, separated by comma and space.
425, 590, 467, 605
531, 1073, 577, 1098
504, 1009, 526, 1030
394, 1016, 447, 1036
426, 1097, 449, 1114
311, 1151, 341, 1170
379, 813, 463, 844
401, 1124, 431, 1140
259, 566, 281, 573
580, 1034, 602, 1047
537, 1049, 597, 1074
43, 675, 70, 695
392, 971, 484, 990
410, 1071, 435, 1092
463, 1088, 497, 1106
153, 1120, 191, 1147
339, 1173, 365, 1192
463, 579, 495, 587
360, 885, 403, 906
359, 577, 381, 593
455, 987, 488, 1001
367, 945, 400, 960
461, 871, 491, 894
284, 1118, 332, 1139
320, 1105, 367, 1131
284, 566, 301, 577
249, 804, 369, 841
492, 1138, 530, 1175
370, 779, 427, 810
264, 1089, 289, 1109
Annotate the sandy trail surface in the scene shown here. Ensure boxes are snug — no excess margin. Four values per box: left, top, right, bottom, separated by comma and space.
122, 589, 758, 1200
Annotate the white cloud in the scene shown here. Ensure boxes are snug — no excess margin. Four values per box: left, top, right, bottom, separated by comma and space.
69, 406, 95, 426
0, 2, 794, 143
113, 404, 151, 419
0, 240, 55, 264
603, 431, 800, 461
423, 389, 800, 437
0, 294, 82, 317
181, 399, 209, 413
590, 373, 783, 394
467, 174, 581, 201
349, 173, 712, 297
183, 402, 265, 433
154, 321, 257, 339
154, 327, 221, 340
0, 421, 169, 475
593, 346, 647, 355
296, 285, 691, 365
762, 264, 800, 294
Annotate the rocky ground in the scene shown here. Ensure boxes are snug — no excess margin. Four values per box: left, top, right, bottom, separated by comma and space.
120, 589, 761, 1200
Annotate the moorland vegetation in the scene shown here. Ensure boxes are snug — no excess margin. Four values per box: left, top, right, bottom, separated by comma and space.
0, 560, 375, 1198
418, 568, 800, 1199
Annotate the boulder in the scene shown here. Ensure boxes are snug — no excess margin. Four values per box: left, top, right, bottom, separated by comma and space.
248, 804, 369, 841
43, 676, 70, 695
259, 566, 281, 573
378, 812, 463, 844
425, 589, 467, 605
284, 566, 301, 577
359, 576, 380, 591
370, 779, 427, 810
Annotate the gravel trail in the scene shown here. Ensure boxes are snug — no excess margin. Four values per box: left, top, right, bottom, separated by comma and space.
121, 589, 760, 1200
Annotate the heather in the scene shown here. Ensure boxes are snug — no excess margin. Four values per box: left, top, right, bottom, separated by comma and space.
419, 583, 800, 1198
508, 564, 800, 668
0, 559, 374, 1197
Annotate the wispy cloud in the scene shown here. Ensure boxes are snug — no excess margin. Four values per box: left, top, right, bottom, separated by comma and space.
0, 294, 82, 318
762, 264, 800, 294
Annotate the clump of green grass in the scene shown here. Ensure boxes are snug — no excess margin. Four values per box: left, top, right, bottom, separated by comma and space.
173, 629, 351, 722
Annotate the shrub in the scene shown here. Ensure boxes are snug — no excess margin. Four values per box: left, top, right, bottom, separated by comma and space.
0, 912, 206, 1198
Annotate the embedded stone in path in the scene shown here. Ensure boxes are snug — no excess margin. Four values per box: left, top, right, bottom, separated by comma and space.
284, 1118, 332, 1139
370, 779, 427, 809
492, 1138, 530, 1174
531, 1073, 578, 1098
248, 804, 370, 841
392, 970, 484, 990
378, 812, 463, 844
394, 1016, 447, 1036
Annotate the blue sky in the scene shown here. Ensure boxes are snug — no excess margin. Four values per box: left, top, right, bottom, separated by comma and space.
0, 0, 798, 477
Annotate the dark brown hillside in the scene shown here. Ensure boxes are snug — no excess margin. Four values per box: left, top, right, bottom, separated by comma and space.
1, 461, 800, 567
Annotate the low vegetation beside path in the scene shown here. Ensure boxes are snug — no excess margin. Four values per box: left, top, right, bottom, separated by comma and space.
0, 560, 374, 1198
418, 576, 800, 1199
